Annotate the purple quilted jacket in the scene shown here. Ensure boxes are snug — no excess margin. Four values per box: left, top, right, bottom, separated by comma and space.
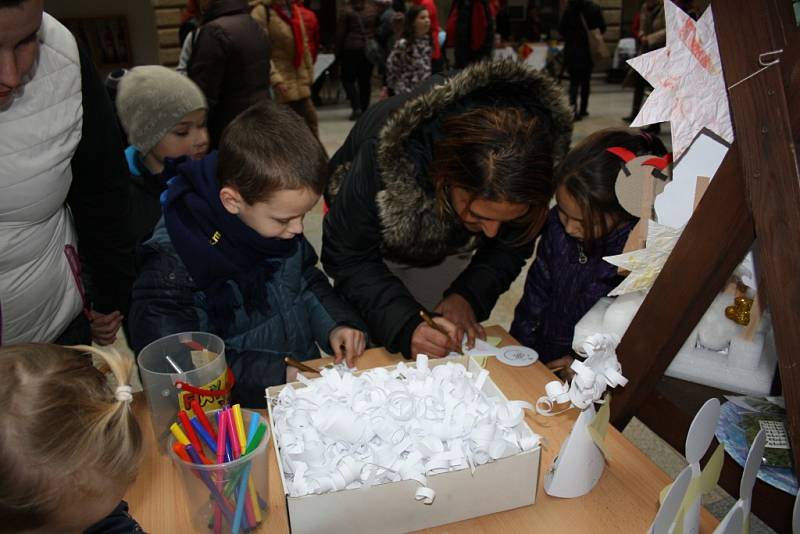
509, 208, 635, 363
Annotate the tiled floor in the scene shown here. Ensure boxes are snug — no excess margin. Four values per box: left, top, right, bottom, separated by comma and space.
309, 78, 776, 533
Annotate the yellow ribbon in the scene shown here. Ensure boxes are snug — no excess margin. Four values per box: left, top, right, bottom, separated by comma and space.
587, 394, 612, 462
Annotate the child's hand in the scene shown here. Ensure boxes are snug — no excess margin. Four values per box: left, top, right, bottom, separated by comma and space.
547, 355, 576, 382
434, 294, 486, 349
329, 326, 366, 368
90, 310, 123, 346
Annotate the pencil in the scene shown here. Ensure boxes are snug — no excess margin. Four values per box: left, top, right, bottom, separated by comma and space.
419, 310, 463, 355
284, 356, 320, 374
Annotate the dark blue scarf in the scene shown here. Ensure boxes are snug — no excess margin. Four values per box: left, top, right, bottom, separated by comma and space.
162, 152, 298, 332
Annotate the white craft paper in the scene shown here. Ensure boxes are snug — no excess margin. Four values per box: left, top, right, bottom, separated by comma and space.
603, 222, 683, 296
737, 429, 766, 530
271, 356, 540, 503
653, 131, 729, 229
537, 335, 626, 498
649, 464, 692, 534
627, 1, 733, 158
543, 404, 605, 498
684, 398, 721, 534
712, 501, 744, 534
267, 357, 542, 534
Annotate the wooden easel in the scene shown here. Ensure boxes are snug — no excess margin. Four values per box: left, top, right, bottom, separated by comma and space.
609, 1, 799, 531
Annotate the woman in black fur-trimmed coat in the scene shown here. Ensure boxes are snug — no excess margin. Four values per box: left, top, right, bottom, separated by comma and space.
322, 60, 573, 360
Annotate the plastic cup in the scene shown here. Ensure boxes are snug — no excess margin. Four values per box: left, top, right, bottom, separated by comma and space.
138, 332, 228, 447
169, 409, 270, 534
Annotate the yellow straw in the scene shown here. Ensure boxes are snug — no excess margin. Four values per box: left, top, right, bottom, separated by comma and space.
232, 404, 247, 451
170, 422, 190, 446
248, 476, 262, 522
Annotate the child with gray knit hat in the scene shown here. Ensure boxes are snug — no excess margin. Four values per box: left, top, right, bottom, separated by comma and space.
116, 65, 209, 243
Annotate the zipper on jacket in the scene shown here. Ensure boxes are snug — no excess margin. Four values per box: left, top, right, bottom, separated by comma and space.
577, 243, 588, 265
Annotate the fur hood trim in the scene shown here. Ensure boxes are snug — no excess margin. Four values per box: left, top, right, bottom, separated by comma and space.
374, 60, 573, 262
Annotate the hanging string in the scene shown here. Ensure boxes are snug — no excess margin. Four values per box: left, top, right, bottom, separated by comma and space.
727, 49, 784, 90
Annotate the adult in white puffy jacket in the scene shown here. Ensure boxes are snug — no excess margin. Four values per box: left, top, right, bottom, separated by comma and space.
0, 0, 136, 347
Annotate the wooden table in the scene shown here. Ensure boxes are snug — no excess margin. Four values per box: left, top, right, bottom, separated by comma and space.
125, 326, 718, 533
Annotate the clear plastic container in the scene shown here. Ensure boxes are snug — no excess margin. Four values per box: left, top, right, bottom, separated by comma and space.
138, 332, 228, 446
169, 409, 270, 534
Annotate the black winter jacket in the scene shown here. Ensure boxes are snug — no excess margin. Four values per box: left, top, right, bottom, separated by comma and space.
322, 60, 573, 357
188, 0, 271, 147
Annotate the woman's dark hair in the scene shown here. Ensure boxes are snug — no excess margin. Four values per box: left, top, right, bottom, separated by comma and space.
404, 5, 429, 41
217, 99, 328, 204
392, 0, 406, 12
556, 127, 668, 249
429, 107, 555, 243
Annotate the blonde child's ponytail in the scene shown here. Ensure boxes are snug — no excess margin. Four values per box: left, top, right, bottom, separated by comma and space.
0, 343, 143, 532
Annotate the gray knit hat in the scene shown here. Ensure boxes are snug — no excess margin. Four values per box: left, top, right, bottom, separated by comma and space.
116, 66, 207, 154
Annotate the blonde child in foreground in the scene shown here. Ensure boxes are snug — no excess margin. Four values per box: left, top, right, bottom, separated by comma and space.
0, 344, 143, 533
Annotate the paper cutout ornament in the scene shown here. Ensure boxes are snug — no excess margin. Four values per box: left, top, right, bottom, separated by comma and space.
682, 398, 722, 534
733, 429, 766, 534
649, 465, 693, 534
626, 1, 734, 158
712, 502, 744, 534
607, 148, 672, 219
537, 334, 627, 498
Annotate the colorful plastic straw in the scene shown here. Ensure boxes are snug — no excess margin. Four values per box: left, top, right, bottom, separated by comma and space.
178, 411, 203, 452
214, 410, 227, 534
191, 399, 217, 440
184, 444, 235, 524
229, 407, 256, 527
190, 417, 218, 456
245, 414, 264, 522
217, 411, 232, 462
232, 405, 247, 450
170, 422, 190, 446
224, 408, 241, 459
231, 458, 252, 534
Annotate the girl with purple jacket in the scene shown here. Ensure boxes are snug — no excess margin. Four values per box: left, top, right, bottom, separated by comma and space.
510, 129, 667, 373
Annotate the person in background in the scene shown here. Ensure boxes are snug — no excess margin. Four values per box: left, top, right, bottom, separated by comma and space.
510, 129, 667, 374
523, 3, 541, 42
176, 0, 202, 76
446, 0, 496, 68
0, 343, 143, 532
188, 0, 271, 148
335, 0, 379, 120
130, 100, 367, 408
559, 0, 605, 121
386, 5, 432, 95
0, 0, 136, 348
116, 66, 209, 244
376, 0, 406, 96
296, 0, 319, 62
252, 0, 318, 136
623, 0, 664, 123
410, 0, 443, 72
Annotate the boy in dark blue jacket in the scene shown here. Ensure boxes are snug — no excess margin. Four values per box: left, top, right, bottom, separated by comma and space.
130, 100, 366, 407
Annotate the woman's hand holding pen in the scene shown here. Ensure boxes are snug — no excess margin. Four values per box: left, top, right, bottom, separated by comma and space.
412, 311, 462, 358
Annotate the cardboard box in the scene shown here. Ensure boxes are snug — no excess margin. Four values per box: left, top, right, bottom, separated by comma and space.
266, 356, 541, 534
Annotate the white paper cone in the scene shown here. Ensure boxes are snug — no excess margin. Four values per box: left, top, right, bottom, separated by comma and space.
544, 404, 605, 498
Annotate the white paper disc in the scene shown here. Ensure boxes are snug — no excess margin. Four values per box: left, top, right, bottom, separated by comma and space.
497, 345, 539, 367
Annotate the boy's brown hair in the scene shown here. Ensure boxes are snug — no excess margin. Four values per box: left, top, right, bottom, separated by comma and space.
0, 344, 142, 532
217, 98, 328, 204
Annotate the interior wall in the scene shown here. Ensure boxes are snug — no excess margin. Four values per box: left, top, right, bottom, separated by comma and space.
44, 0, 159, 67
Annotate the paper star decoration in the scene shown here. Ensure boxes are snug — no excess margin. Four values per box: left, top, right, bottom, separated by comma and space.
603, 222, 683, 296
627, 1, 734, 158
